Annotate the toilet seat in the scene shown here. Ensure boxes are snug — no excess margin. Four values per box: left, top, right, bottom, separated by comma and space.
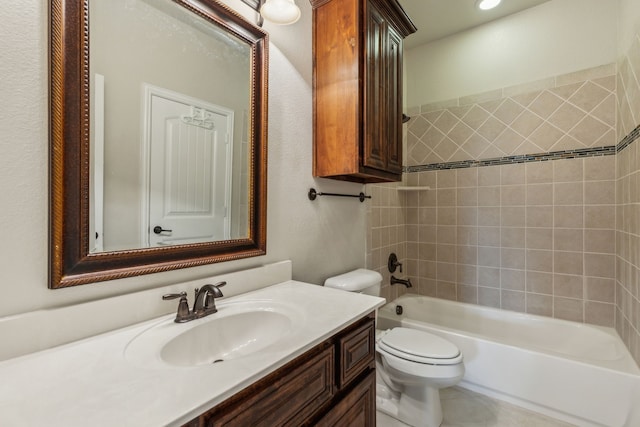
377, 327, 462, 365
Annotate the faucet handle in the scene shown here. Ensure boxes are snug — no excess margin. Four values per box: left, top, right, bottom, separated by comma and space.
210, 281, 226, 297
162, 292, 192, 323
162, 292, 187, 300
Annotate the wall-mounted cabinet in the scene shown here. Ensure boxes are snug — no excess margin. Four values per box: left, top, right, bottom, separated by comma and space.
311, 0, 416, 183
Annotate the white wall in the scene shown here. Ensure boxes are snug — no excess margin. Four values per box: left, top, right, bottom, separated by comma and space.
618, 0, 640, 55
0, 0, 366, 318
405, 0, 618, 107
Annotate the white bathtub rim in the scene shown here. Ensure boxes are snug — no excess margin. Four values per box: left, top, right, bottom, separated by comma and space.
382, 295, 640, 375
398, 316, 640, 376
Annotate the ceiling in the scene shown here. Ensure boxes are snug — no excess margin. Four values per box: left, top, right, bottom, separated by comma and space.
398, 0, 552, 49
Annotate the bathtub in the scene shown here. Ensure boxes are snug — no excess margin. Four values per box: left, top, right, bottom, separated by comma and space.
376, 294, 640, 427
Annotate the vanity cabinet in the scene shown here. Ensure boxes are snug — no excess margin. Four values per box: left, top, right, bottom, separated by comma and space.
311, 0, 416, 183
183, 314, 376, 426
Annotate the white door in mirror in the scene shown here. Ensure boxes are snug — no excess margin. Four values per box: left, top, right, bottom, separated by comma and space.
145, 87, 234, 246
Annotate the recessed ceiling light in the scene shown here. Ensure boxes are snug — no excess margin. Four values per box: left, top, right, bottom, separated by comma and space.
477, 0, 502, 10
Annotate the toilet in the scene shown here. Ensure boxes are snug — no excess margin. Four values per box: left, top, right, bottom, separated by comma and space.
325, 269, 465, 427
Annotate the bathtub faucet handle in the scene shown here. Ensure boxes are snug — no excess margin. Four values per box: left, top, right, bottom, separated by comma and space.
388, 253, 403, 273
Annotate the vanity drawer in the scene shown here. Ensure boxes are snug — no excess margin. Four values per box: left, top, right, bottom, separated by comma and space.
199, 343, 335, 426
337, 317, 375, 388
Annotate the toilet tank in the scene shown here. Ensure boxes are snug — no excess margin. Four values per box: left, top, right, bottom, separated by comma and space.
324, 269, 382, 296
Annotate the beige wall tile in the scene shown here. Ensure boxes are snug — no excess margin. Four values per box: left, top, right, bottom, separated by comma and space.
437, 282, 457, 300
478, 227, 500, 247
502, 227, 526, 248
554, 206, 584, 228
527, 249, 553, 273
501, 207, 526, 227
478, 207, 501, 226
457, 207, 477, 226
585, 277, 616, 303
437, 189, 457, 206
584, 229, 616, 254
584, 156, 616, 180
527, 206, 553, 227
478, 186, 500, 206
554, 182, 583, 205
584, 301, 615, 327
527, 293, 553, 317
501, 164, 526, 185
554, 297, 584, 322
554, 158, 583, 182
457, 245, 478, 267
502, 269, 525, 291
527, 183, 553, 205
584, 180, 616, 204
437, 207, 457, 225
456, 168, 478, 187
457, 264, 477, 285
585, 205, 615, 228
526, 228, 553, 250
554, 251, 583, 275
502, 290, 526, 312
457, 226, 478, 246
478, 286, 500, 308
437, 170, 457, 188
526, 161, 554, 184
437, 262, 456, 282
500, 185, 527, 206
584, 253, 616, 278
527, 271, 553, 294
502, 248, 526, 270
478, 266, 500, 288
457, 284, 478, 304
479, 166, 501, 186
554, 228, 583, 251
554, 274, 583, 298
457, 188, 478, 206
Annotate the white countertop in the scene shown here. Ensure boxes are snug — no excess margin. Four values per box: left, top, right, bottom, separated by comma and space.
0, 281, 384, 427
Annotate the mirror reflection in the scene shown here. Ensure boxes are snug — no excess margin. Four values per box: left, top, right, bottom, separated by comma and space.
89, 0, 251, 253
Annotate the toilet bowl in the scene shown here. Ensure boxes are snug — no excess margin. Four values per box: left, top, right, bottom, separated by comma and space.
324, 269, 465, 427
376, 327, 464, 427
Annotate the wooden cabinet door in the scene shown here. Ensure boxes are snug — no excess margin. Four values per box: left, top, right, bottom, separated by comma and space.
386, 25, 403, 174
363, 0, 387, 172
316, 370, 376, 427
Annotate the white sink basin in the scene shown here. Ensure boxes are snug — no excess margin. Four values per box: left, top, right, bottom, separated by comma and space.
125, 300, 304, 368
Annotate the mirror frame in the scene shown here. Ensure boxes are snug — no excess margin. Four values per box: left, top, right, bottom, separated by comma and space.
49, 0, 268, 288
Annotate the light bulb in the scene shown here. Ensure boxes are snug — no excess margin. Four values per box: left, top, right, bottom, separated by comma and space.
477, 0, 502, 10
260, 0, 301, 25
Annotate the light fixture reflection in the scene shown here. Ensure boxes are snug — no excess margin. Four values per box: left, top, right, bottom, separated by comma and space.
477, 0, 502, 10
260, 0, 301, 25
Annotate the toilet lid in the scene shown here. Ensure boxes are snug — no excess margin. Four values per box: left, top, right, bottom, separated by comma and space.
378, 327, 461, 362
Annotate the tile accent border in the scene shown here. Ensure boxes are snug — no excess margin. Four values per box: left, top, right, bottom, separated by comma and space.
404, 123, 640, 173
617, 122, 640, 153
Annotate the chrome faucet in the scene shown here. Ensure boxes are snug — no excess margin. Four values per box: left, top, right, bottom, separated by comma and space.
390, 275, 413, 288
162, 281, 226, 323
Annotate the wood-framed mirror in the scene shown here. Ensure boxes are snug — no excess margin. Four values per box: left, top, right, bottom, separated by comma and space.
49, 0, 268, 288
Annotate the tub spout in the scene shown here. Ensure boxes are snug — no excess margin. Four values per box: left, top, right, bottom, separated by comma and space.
391, 275, 412, 288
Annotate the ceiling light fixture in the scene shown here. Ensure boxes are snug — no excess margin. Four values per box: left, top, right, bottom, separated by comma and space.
260, 0, 301, 25
476, 0, 502, 10
241, 0, 301, 27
